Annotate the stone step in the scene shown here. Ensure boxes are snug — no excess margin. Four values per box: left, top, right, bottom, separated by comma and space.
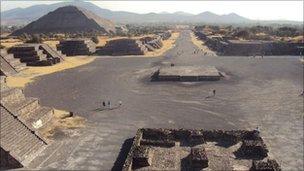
1, 115, 16, 130
9, 46, 39, 53
5, 124, 29, 149
14, 49, 43, 55
1, 88, 25, 104
0, 106, 47, 166
20, 56, 44, 63
19, 139, 44, 161
4, 97, 40, 117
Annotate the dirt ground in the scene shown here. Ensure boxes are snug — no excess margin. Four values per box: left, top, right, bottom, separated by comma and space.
0, 38, 23, 48
23, 30, 303, 170
6, 56, 96, 88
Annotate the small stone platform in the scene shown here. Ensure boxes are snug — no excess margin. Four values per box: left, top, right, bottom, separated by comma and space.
123, 128, 281, 171
151, 66, 221, 82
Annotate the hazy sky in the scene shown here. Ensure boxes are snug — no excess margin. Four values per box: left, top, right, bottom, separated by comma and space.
1, 1, 303, 21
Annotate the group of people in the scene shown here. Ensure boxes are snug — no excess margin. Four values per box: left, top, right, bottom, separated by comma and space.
101, 100, 122, 110
252, 55, 264, 59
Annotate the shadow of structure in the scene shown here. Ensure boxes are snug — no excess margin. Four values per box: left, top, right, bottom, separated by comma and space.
0, 147, 23, 170
111, 138, 134, 171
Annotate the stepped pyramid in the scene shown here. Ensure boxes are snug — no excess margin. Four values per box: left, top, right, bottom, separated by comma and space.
11, 6, 116, 36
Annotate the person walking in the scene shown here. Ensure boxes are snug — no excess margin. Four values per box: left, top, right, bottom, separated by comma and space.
212, 89, 216, 97
205, 89, 216, 99
108, 101, 111, 109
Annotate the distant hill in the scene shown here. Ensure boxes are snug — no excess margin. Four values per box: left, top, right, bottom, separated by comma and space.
1, 1, 302, 26
11, 6, 116, 36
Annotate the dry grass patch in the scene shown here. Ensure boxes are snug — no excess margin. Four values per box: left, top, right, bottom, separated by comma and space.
40, 109, 85, 139
190, 32, 217, 56
0, 38, 23, 48
6, 56, 96, 88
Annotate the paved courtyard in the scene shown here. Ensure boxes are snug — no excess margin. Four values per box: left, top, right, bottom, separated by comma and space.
25, 30, 303, 170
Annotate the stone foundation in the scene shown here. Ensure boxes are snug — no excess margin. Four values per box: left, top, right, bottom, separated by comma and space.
123, 128, 280, 170
151, 66, 221, 82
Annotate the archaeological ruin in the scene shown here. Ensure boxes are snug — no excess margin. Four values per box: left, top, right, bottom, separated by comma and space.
57, 39, 96, 56
122, 128, 281, 171
96, 39, 148, 56
8, 44, 64, 66
151, 66, 222, 82
194, 31, 303, 56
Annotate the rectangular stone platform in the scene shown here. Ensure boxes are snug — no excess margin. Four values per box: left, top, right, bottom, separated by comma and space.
152, 66, 221, 82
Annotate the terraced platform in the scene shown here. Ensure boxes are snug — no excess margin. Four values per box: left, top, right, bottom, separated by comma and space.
8, 43, 63, 66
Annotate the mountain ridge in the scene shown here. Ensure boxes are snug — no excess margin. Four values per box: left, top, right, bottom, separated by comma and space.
1, 1, 302, 26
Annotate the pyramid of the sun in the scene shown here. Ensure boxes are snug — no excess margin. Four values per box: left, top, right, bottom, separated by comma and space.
11, 6, 116, 36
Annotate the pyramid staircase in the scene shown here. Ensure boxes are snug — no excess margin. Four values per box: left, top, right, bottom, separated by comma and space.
0, 77, 53, 168
0, 49, 26, 76
39, 44, 65, 62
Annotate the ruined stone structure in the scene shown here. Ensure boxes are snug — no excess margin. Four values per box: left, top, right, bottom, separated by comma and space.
0, 49, 26, 76
57, 39, 96, 56
11, 6, 116, 36
151, 66, 221, 82
123, 128, 281, 171
140, 36, 163, 51
96, 39, 148, 56
195, 31, 303, 56
159, 31, 172, 40
0, 76, 53, 169
8, 44, 63, 66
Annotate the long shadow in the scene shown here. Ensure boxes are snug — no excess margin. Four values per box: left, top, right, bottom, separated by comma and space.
111, 138, 134, 171
92, 105, 121, 112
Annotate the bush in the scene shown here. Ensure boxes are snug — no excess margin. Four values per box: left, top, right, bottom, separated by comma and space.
25, 34, 43, 43
91, 36, 99, 44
